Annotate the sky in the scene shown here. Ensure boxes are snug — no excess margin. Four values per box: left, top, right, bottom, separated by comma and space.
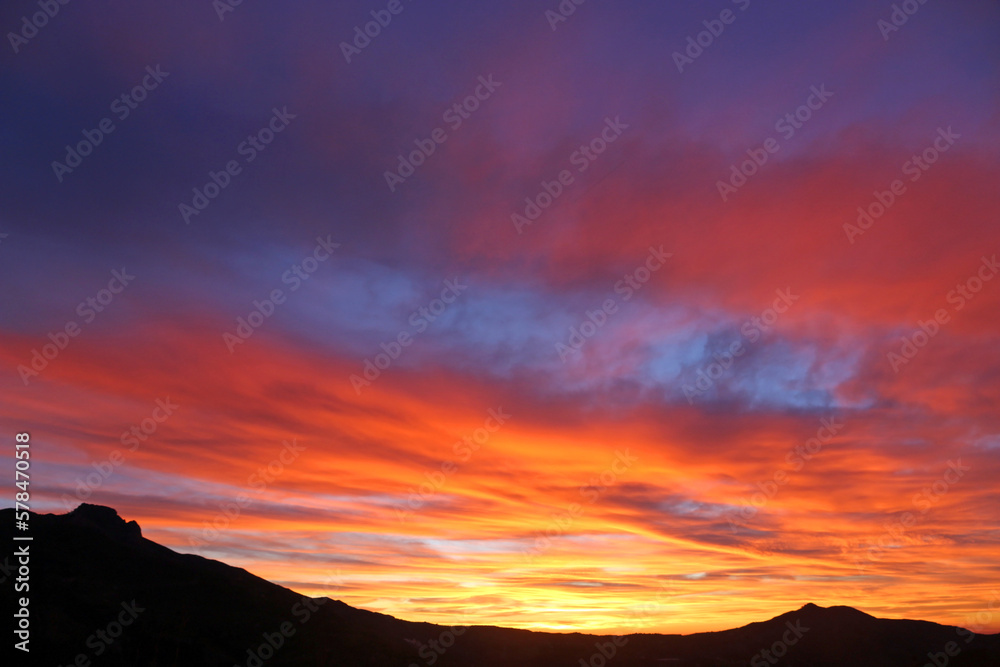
1, 0, 999, 636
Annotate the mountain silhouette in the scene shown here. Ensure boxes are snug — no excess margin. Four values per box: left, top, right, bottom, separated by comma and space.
3, 504, 999, 666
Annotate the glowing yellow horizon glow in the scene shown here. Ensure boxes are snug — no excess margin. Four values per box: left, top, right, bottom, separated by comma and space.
6, 310, 999, 637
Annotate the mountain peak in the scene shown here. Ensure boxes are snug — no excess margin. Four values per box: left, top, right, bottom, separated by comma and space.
67, 503, 142, 541
788, 602, 876, 622
8, 507, 998, 666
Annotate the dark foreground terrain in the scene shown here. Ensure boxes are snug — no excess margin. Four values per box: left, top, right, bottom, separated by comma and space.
3, 505, 999, 666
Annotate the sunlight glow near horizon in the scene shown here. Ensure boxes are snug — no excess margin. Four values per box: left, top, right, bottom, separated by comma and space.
2, 0, 999, 638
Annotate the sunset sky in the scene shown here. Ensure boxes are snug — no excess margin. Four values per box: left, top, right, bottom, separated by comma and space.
2, 0, 999, 636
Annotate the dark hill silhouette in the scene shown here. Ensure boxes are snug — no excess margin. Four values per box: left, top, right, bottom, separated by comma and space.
3, 505, 999, 666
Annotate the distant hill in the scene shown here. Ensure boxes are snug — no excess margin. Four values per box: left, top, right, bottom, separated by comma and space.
3, 504, 999, 666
